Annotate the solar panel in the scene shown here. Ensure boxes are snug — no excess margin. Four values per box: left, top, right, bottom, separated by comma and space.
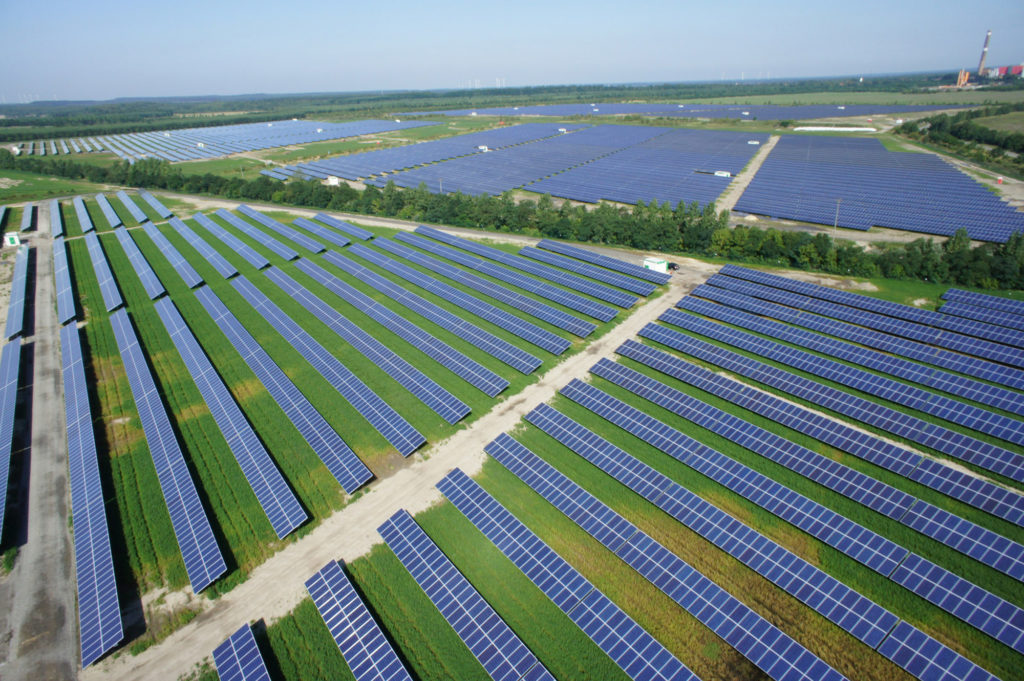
264, 267, 470, 424
324, 249, 541, 374
115, 191, 149, 224
537, 239, 670, 284
113, 227, 166, 300
518, 247, 657, 296
939, 300, 1024, 333
656, 310, 1024, 484
236, 205, 326, 254
212, 624, 271, 681
194, 286, 372, 494
616, 338, 1024, 529
5, 247, 29, 340
142, 222, 203, 289
292, 217, 351, 249
153, 297, 307, 539
53, 237, 77, 325
378, 509, 556, 681
376, 237, 594, 337
231, 275, 425, 455
193, 213, 270, 270
94, 194, 123, 228
0, 340, 20, 545
83, 233, 123, 312
481, 438, 847, 681
414, 225, 637, 308
49, 199, 63, 237
942, 288, 1024, 318
60, 326, 124, 667
397, 232, 619, 322
295, 259, 508, 397
876, 621, 999, 681
170, 217, 238, 279
108, 309, 226, 592
349, 242, 569, 355
73, 197, 95, 233
19, 204, 34, 232
138, 190, 173, 219
213, 209, 299, 261
434, 473, 697, 681
313, 213, 373, 240
530, 396, 899, 648
305, 561, 412, 681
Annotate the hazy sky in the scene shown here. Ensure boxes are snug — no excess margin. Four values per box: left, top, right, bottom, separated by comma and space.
2, 0, 1022, 102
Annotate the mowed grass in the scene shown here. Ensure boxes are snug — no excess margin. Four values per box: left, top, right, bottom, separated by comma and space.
0, 167, 110, 203
974, 110, 1024, 134
691, 91, 1024, 106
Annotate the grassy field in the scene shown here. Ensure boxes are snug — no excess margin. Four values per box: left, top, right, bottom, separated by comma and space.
691, 90, 1024, 106
975, 110, 1024, 133
0, 168, 111, 203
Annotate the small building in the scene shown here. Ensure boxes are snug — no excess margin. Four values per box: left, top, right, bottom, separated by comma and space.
643, 257, 668, 274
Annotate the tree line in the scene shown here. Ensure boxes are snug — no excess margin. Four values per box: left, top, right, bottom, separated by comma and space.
897, 103, 1024, 177
3, 150, 1024, 290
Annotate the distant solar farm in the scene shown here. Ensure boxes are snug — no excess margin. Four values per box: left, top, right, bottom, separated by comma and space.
2, 177, 1021, 681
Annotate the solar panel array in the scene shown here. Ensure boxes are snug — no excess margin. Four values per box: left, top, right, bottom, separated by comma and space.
876, 620, 998, 681
195, 286, 372, 494
5, 247, 29, 340
231, 276, 425, 455
657, 309, 1024, 484
292, 217, 351, 249
0, 340, 20, 545
236, 205, 326, 254
414, 225, 637, 308
305, 560, 412, 681
154, 297, 307, 539
72, 196, 95, 233
940, 300, 1024, 333
142, 222, 204, 289
325, 248, 541, 374
312, 213, 374, 240
395, 232, 614, 326
518, 247, 656, 296
212, 624, 272, 681
482, 436, 847, 681
94, 194, 122, 229
348, 242, 570, 355
60, 326, 124, 667
49, 199, 63, 237
138, 190, 173, 219
296, 258, 508, 397
170, 217, 238, 279
378, 509, 556, 681
84, 233, 123, 312
113, 227, 166, 300
435, 470, 699, 681
733, 136, 1024, 242
115, 191, 148, 224
108, 308, 226, 592
213, 209, 299, 262
194, 213, 271, 269
615, 338, 1024, 529
942, 287, 1024, 318
537, 239, 671, 284
19, 204, 34, 232
53, 238, 77, 325
265, 267, 470, 424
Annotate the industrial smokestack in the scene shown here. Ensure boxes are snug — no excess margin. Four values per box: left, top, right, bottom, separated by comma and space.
978, 30, 992, 76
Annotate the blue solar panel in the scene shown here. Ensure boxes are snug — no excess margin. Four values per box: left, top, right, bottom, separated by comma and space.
537, 239, 671, 284
305, 561, 412, 681
83, 233, 123, 312
61, 327, 124, 667
212, 624, 271, 681
291, 217, 351, 249
94, 194, 123, 228
378, 509, 556, 681
19, 204, 34, 232
518, 247, 657, 296
350, 242, 569, 355
876, 621, 999, 681
0, 340, 20, 545
657, 310, 1024, 484
231, 275, 425, 455
195, 286, 372, 494
108, 308, 226, 593
154, 297, 307, 539
616, 338, 1024, 530
49, 199, 63, 237
415, 225, 638, 308
142, 222, 203, 289
53, 238, 77, 325
73, 196, 95, 233
193, 213, 270, 270
214, 209, 299, 261
312, 213, 373, 240
942, 288, 1024, 319
236, 205, 326, 254
296, 258, 508, 396
138, 190, 173, 219
115, 191, 149, 224
264, 267, 470, 424
566, 374, 910, 576
434, 474, 694, 681
377, 237, 595, 337
939, 300, 1024, 333
170, 217, 238, 279
5, 246, 29, 340
531, 394, 899, 648
483, 436, 847, 681
113, 227, 166, 300
398, 232, 619, 323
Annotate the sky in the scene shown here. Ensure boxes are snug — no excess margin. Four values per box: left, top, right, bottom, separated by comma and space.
1, 0, 1022, 102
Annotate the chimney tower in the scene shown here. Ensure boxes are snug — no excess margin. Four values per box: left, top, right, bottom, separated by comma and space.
978, 30, 992, 76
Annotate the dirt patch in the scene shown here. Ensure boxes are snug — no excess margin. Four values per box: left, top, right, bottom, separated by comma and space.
0, 178, 23, 189
174, 403, 211, 424
911, 298, 930, 307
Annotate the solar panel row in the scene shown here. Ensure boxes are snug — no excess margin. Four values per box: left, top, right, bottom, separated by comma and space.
518, 247, 657, 296
231, 276, 425, 455
60, 327, 124, 667
291, 217, 351, 249
170, 217, 238, 279
83, 233, 123, 312
73, 196, 95, 233
113, 227, 166, 300
378, 509, 556, 681
436, 471, 695, 681
362, 240, 572, 353
108, 308, 226, 593
312, 213, 373, 240
94, 194, 123, 229
53, 238, 77, 325
138, 190, 173, 219
0, 340, 19, 546
536, 239, 671, 285
115, 190, 149, 224
265, 267, 470, 424
326, 249, 541, 374
142, 222, 204, 289
211, 624, 272, 681
939, 300, 1024, 333
942, 288, 1024, 319
615, 338, 1024, 529
296, 258, 508, 397
19, 204, 34, 232
215, 209, 300, 262
193, 213, 270, 270
236, 205, 326, 254
5, 247, 29, 340
49, 199, 63, 237
484, 434, 847, 681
